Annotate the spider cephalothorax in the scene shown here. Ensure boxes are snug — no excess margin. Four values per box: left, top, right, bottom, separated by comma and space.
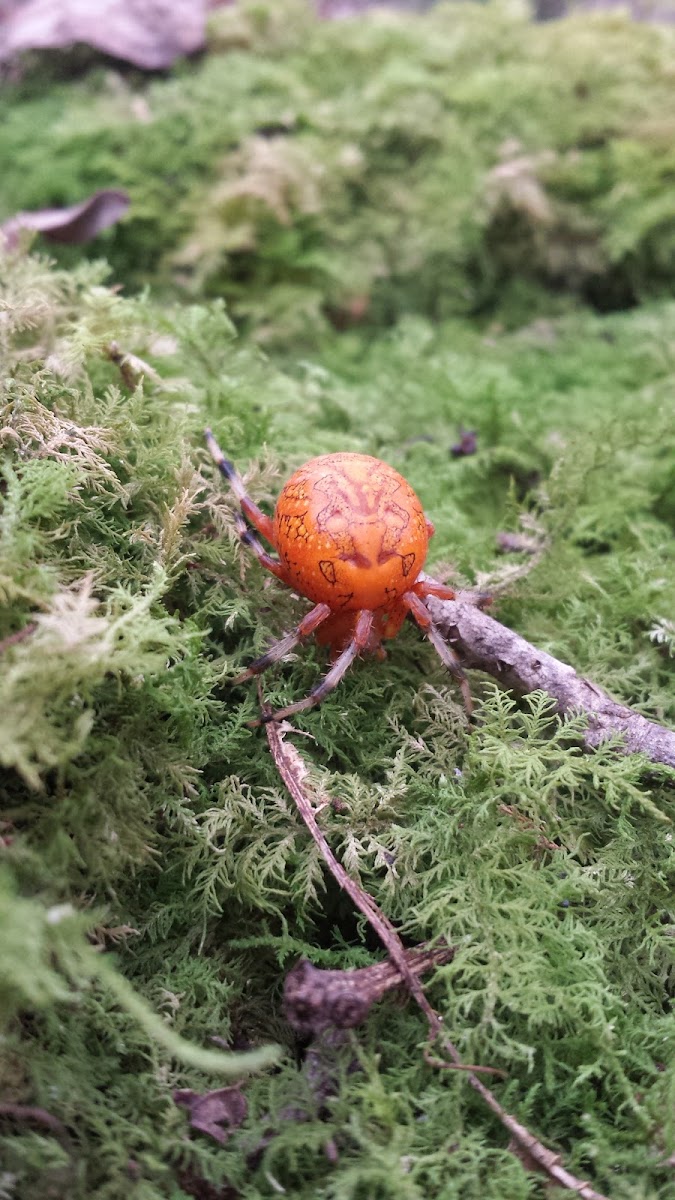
206, 431, 471, 722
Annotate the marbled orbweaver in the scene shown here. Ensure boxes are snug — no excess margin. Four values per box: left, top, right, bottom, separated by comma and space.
206, 430, 471, 723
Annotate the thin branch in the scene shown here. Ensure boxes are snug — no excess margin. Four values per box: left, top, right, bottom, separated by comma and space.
105, 341, 162, 391
264, 713, 433, 1018
0, 1102, 67, 1136
264, 712, 610, 1200
425, 588, 675, 771
0, 621, 36, 655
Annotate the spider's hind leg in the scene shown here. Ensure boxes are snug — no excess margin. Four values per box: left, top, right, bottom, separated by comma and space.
402, 590, 473, 715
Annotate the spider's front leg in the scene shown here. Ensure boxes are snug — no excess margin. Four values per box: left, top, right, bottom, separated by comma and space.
402, 589, 473, 715
206, 428, 274, 540
257, 610, 375, 725
414, 579, 457, 602
206, 429, 287, 582
206, 430, 329, 714
233, 602, 331, 686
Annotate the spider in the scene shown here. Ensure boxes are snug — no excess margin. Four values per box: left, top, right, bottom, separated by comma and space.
206, 430, 472, 723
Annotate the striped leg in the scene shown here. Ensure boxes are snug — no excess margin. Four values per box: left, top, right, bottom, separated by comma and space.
258, 610, 374, 725
233, 602, 331, 685
205, 428, 275, 543
233, 513, 288, 583
402, 591, 473, 715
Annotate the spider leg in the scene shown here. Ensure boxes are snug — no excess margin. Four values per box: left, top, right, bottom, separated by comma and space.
233, 513, 288, 582
257, 609, 374, 725
416, 577, 493, 610
205, 428, 275, 543
233, 602, 332, 684
402, 590, 473, 715
413, 579, 456, 601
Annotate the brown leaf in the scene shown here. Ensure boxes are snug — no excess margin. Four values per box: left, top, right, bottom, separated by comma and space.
1, 190, 130, 249
173, 1086, 247, 1145
0, 0, 208, 70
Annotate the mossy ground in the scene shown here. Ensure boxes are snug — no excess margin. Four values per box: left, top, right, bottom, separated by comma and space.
1, 3, 675, 1199
3, 1, 675, 332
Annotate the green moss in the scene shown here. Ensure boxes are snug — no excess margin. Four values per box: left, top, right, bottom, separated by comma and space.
1, 244, 674, 1197
1, 2, 675, 1194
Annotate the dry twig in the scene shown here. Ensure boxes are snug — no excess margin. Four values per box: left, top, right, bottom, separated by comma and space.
0, 622, 37, 655
264, 711, 610, 1200
0, 1102, 67, 1136
426, 589, 675, 770
105, 341, 162, 391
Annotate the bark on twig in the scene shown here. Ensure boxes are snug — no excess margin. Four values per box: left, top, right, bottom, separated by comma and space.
284, 944, 456, 1035
426, 590, 675, 770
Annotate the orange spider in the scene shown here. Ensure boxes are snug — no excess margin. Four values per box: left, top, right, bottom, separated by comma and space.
206, 430, 471, 723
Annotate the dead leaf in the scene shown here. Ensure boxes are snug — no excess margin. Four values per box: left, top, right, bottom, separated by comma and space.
173, 1086, 247, 1145
1, 190, 130, 249
450, 428, 478, 458
175, 1163, 239, 1200
0, 0, 208, 70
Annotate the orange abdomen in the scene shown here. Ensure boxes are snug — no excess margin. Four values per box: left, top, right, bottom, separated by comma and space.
273, 452, 429, 611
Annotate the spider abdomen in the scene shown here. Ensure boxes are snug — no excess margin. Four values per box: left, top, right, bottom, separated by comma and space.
206, 428, 471, 721
273, 452, 429, 611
